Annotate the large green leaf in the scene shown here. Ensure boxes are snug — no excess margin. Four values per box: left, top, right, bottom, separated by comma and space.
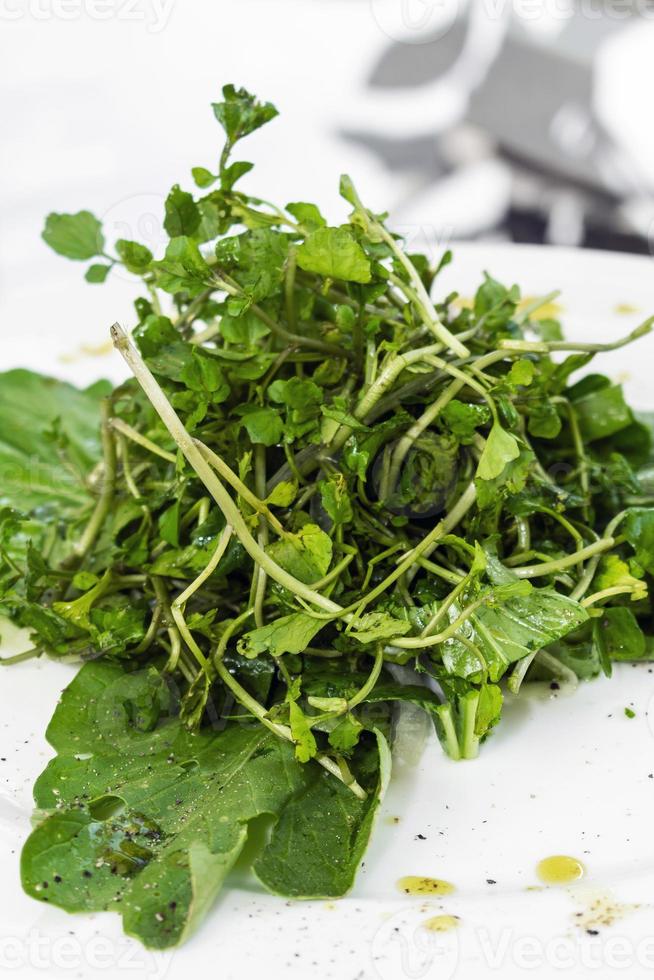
296, 227, 371, 283
42, 211, 104, 260
0, 369, 109, 511
21, 662, 387, 948
442, 586, 589, 681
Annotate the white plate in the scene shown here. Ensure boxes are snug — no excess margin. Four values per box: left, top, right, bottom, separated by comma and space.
2, 243, 654, 980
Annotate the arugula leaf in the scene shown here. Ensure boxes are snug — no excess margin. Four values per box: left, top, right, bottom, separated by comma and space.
21, 662, 387, 946
0, 370, 108, 511
254, 730, 390, 897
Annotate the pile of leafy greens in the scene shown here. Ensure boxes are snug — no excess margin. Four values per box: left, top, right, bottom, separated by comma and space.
3, 85, 654, 948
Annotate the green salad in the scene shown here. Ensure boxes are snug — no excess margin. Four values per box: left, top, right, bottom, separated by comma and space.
3, 86, 654, 948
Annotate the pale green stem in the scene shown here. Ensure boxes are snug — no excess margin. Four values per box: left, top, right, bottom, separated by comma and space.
378, 227, 469, 357
73, 399, 116, 558
111, 323, 342, 615
582, 586, 636, 607
213, 610, 366, 798
511, 538, 615, 580
196, 440, 288, 538
109, 417, 177, 463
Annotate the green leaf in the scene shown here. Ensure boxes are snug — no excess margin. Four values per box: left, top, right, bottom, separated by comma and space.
212, 85, 279, 146
154, 237, 212, 296
572, 384, 633, 442
235, 405, 282, 446
158, 500, 181, 548
216, 229, 289, 303
328, 715, 363, 753
220, 161, 254, 191
348, 611, 413, 644
43, 211, 104, 260
115, 239, 153, 274
595, 607, 646, 662
238, 613, 325, 658
0, 370, 108, 512
254, 730, 390, 898
476, 424, 521, 481
268, 376, 323, 409
319, 476, 353, 526
21, 662, 386, 945
164, 186, 201, 238
474, 683, 503, 738
507, 359, 535, 387
442, 585, 589, 682
266, 481, 297, 507
288, 700, 317, 762
191, 167, 218, 189
441, 400, 491, 443
219, 310, 269, 346
473, 274, 519, 332
623, 508, 654, 575
85, 263, 112, 283
527, 398, 562, 439
286, 201, 326, 231
134, 315, 179, 358
296, 227, 371, 284
594, 554, 647, 602
321, 402, 369, 432
267, 524, 332, 584
180, 349, 230, 401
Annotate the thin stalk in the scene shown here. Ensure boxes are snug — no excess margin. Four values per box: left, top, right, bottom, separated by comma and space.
284, 246, 297, 332
378, 227, 469, 357
212, 611, 366, 799
73, 399, 116, 559
109, 417, 177, 463
582, 586, 636, 607
214, 274, 348, 358
499, 316, 652, 354
0, 647, 41, 666
392, 589, 510, 650
511, 537, 615, 580
111, 323, 341, 615
196, 440, 288, 538
252, 445, 269, 629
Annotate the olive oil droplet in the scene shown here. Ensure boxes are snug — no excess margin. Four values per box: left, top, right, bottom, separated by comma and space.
397, 876, 455, 896
423, 914, 459, 932
536, 855, 585, 885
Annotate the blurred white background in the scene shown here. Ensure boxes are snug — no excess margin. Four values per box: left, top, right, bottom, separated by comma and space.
2, 0, 654, 381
